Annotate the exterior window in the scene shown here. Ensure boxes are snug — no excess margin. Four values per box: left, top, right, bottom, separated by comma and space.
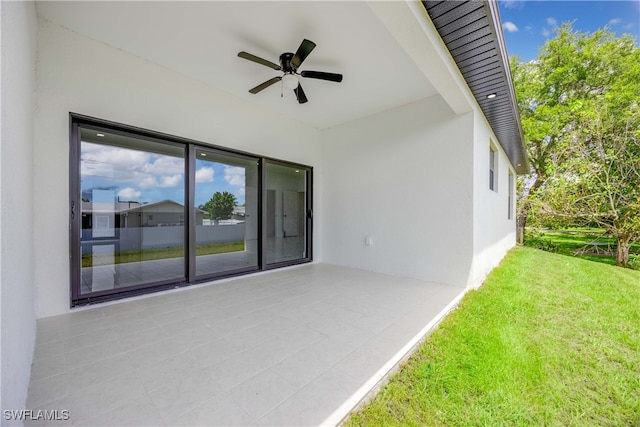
489, 145, 497, 191
508, 171, 514, 219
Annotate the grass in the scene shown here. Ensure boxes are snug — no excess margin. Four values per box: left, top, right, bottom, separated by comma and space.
526, 228, 640, 269
82, 241, 244, 267
345, 246, 640, 426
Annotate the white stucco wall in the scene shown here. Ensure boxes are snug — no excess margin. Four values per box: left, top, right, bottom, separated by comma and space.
470, 110, 517, 287
321, 96, 474, 287
1, 0, 37, 416
34, 19, 323, 318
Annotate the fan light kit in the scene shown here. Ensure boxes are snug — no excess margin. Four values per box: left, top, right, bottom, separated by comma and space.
238, 39, 343, 104
282, 74, 299, 90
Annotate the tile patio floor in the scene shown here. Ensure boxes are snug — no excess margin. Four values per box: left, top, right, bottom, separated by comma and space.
27, 263, 464, 426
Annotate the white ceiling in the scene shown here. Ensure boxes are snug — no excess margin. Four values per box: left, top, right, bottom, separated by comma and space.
36, 1, 439, 129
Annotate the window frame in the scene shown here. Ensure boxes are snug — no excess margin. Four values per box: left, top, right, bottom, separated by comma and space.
489, 143, 497, 192
508, 170, 515, 219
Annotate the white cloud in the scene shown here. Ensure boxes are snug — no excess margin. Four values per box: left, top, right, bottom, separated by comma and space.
524, 25, 533, 32
195, 166, 214, 183
608, 18, 621, 26
224, 166, 245, 186
81, 142, 185, 190
503, 21, 519, 32
542, 28, 551, 37
501, 0, 524, 10
143, 156, 183, 175
81, 143, 150, 179
139, 176, 159, 188
117, 187, 141, 200
546, 17, 558, 27
159, 174, 182, 188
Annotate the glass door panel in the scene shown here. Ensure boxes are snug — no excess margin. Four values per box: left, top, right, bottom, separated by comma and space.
265, 163, 309, 264
194, 149, 259, 277
79, 128, 186, 296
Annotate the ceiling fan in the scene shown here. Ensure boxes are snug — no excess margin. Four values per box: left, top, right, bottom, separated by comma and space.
238, 39, 343, 104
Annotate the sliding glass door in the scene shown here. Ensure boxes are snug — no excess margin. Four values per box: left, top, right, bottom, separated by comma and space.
193, 148, 259, 278
264, 162, 311, 266
76, 128, 186, 298
70, 115, 312, 305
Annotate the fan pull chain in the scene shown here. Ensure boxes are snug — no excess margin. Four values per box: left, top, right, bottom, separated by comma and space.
281, 80, 284, 98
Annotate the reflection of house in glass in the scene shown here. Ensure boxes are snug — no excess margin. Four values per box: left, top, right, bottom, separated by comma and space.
82, 200, 202, 230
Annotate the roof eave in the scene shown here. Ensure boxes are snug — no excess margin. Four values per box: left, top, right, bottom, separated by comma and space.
422, 0, 529, 174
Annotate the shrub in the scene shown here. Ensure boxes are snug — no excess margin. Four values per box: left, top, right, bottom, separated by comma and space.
524, 231, 558, 252
628, 254, 640, 271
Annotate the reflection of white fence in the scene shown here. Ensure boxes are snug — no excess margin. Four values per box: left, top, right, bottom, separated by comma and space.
202, 219, 245, 226
82, 224, 246, 253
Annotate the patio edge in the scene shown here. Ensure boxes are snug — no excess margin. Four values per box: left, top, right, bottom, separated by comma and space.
324, 287, 469, 426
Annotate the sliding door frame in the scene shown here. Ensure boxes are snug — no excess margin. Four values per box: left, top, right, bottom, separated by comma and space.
69, 117, 190, 303
261, 158, 313, 271
69, 113, 312, 307
187, 145, 263, 283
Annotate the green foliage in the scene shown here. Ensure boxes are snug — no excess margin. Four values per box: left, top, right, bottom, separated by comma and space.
523, 230, 558, 252
512, 24, 640, 265
346, 247, 640, 426
200, 191, 237, 221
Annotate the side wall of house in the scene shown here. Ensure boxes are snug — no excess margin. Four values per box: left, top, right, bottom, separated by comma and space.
0, 0, 37, 414
321, 96, 474, 287
34, 19, 323, 318
471, 110, 517, 287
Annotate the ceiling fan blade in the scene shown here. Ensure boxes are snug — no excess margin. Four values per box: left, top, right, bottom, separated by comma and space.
293, 83, 308, 104
291, 39, 316, 69
300, 70, 343, 82
249, 77, 282, 94
238, 51, 282, 71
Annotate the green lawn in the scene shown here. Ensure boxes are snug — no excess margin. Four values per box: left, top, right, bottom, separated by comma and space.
346, 246, 640, 426
525, 229, 640, 269
82, 241, 244, 267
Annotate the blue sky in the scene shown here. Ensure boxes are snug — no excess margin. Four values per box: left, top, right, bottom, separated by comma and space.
499, 0, 640, 60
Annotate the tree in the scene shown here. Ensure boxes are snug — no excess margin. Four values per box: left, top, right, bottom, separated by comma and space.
512, 24, 639, 246
201, 191, 237, 223
537, 51, 640, 266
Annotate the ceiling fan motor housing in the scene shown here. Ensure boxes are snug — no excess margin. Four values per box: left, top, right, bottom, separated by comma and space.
279, 52, 296, 74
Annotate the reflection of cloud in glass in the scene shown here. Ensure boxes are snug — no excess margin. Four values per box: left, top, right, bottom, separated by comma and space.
81, 143, 149, 178
195, 166, 214, 183
118, 187, 141, 200
139, 176, 158, 188
224, 166, 245, 186
81, 142, 184, 189
160, 174, 182, 188
143, 156, 183, 175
